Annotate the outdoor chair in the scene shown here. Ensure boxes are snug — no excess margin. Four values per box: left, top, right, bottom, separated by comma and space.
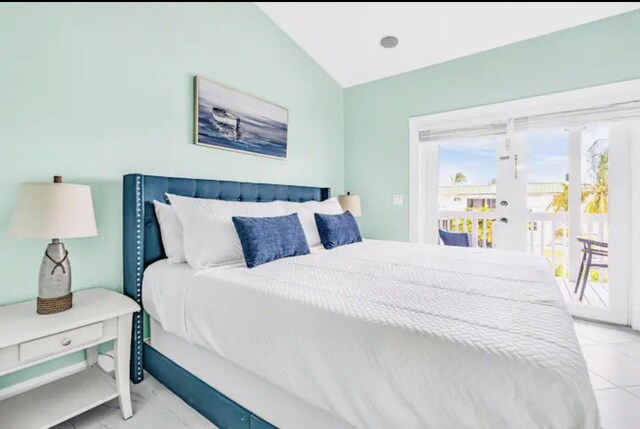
575, 237, 609, 302
439, 229, 471, 247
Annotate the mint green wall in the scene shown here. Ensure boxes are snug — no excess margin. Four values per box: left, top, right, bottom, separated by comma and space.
345, 10, 640, 241
0, 3, 343, 388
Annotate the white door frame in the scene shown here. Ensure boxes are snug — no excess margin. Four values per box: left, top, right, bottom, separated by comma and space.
629, 122, 640, 330
408, 79, 640, 325
567, 127, 582, 283
565, 122, 631, 324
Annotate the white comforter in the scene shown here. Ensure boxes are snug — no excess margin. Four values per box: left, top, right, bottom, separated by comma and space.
145, 240, 599, 429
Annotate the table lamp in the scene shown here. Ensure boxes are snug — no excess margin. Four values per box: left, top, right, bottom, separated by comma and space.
338, 192, 362, 217
9, 176, 97, 314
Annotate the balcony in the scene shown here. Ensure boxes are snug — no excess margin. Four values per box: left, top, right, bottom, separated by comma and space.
438, 210, 609, 308
557, 278, 609, 309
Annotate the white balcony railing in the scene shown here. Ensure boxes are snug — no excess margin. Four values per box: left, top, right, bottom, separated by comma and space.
527, 212, 570, 278
438, 210, 608, 280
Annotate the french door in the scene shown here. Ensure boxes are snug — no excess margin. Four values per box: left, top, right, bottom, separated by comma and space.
425, 121, 634, 324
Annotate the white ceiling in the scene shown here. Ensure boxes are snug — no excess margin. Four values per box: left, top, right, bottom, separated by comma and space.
256, 2, 640, 88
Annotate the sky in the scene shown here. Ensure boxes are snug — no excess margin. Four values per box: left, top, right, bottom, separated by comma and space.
438, 127, 608, 186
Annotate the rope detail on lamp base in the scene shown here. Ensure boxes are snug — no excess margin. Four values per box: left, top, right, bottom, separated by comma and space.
37, 293, 73, 314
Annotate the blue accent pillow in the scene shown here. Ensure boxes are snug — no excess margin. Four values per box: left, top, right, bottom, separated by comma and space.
232, 213, 310, 268
314, 211, 362, 250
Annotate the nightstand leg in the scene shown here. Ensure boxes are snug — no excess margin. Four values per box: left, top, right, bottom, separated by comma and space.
115, 314, 134, 420
86, 346, 98, 367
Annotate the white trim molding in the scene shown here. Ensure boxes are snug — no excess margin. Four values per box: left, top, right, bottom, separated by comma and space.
629, 122, 640, 330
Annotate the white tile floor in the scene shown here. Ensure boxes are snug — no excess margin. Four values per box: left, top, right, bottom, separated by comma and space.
55, 319, 640, 429
574, 318, 640, 428
53, 375, 217, 429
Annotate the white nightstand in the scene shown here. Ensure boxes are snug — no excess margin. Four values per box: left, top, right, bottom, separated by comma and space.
0, 288, 140, 428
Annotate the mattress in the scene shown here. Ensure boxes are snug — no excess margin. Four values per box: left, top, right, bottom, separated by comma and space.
142, 240, 599, 429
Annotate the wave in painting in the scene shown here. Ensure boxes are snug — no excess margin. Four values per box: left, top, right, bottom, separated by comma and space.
197, 97, 288, 158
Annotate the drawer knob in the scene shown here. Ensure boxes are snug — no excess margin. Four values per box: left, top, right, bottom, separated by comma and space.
61, 338, 72, 347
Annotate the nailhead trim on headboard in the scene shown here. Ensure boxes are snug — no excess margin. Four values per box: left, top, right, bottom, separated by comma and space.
134, 175, 143, 381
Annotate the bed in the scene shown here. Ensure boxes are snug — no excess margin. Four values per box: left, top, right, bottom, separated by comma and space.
123, 173, 599, 429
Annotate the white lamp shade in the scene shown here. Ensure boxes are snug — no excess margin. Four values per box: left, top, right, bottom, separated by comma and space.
338, 194, 362, 217
9, 183, 98, 239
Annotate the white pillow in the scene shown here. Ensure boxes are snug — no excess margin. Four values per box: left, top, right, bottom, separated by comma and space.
281, 197, 343, 247
166, 194, 285, 269
153, 201, 186, 264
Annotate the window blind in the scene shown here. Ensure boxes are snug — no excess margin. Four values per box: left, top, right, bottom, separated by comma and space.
418, 122, 508, 143
419, 100, 640, 143
514, 100, 640, 132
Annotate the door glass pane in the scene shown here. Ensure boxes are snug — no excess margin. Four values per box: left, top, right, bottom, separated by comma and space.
526, 129, 569, 213
525, 129, 570, 284
437, 138, 497, 247
524, 127, 610, 310
578, 125, 609, 308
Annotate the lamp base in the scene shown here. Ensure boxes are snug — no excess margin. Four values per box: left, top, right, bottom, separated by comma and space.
37, 293, 73, 315
38, 239, 73, 315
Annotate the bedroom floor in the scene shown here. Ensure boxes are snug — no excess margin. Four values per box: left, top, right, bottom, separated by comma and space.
53, 319, 640, 429
574, 318, 640, 428
52, 372, 217, 429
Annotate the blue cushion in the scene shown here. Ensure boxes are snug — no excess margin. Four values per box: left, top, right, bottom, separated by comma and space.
438, 229, 470, 247
232, 213, 310, 268
314, 212, 362, 250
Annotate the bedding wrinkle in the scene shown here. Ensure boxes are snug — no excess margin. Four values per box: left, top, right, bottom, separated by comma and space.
238, 266, 581, 369
235, 256, 584, 367
144, 240, 598, 429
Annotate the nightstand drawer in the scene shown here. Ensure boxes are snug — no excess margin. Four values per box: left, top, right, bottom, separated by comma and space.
19, 322, 103, 362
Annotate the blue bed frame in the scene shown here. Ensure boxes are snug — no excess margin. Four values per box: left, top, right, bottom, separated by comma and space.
123, 173, 331, 429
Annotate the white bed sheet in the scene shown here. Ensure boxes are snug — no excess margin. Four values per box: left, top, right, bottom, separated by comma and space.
142, 259, 196, 335
143, 240, 599, 429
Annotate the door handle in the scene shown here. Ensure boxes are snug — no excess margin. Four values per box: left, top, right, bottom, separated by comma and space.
499, 218, 509, 224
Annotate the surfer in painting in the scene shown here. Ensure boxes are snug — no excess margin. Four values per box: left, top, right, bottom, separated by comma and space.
211, 106, 241, 140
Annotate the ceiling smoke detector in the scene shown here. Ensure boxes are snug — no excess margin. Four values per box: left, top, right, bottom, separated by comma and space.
380, 36, 398, 49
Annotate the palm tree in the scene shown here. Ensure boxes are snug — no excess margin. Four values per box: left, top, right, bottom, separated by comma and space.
584, 150, 608, 213
450, 172, 467, 185
547, 184, 570, 212
546, 149, 608, 214
584, 181, 608, 213
546, 183, 596, 213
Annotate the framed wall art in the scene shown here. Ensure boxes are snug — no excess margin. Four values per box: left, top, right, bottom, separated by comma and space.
195, 76, 288, 159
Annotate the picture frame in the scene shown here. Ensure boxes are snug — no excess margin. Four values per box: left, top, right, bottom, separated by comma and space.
194, 76, 288, 159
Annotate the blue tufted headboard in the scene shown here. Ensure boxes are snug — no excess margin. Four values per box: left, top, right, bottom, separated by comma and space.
122, 173, 330, 383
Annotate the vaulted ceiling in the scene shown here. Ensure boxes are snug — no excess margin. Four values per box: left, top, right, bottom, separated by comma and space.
257, 2, 640, 87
